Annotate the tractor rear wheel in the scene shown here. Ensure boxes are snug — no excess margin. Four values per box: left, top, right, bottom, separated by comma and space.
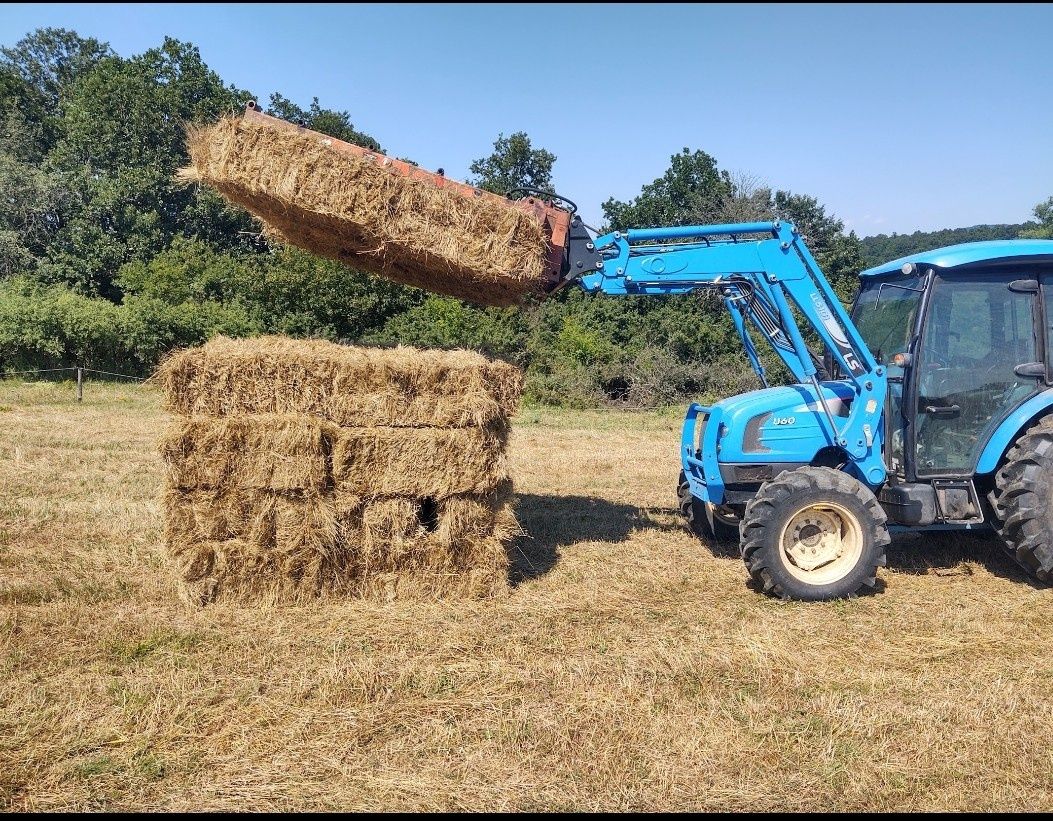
740, 466, 889, 601
992, 416, 1053, 582
677, 470, 739, 544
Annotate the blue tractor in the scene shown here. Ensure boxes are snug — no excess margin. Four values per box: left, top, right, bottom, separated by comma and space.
558, 217, 1053, 600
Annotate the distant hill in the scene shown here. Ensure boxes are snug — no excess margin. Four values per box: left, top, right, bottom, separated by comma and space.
860, 223, 1038, 268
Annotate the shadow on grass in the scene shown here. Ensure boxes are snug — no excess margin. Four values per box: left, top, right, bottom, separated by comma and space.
738, 531, 1042, 597
885, 530, 1045, 588
508, 497, 1044, 595
651, 503, 741, 560
511, 493, 676, 585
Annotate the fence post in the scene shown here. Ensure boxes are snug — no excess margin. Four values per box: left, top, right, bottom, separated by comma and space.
76, 366, 83, 402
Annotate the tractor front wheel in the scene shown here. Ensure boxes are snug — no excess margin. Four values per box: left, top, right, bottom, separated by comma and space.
677, 470, 740, 544
740, 466, 889, 601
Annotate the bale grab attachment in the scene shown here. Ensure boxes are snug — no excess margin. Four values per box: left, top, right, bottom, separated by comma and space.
185, 102, 581, 306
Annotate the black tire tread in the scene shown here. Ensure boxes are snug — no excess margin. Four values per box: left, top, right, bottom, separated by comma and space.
992, 415, 1053, 582
740, 466, 890, 600
677, 471, 709, 540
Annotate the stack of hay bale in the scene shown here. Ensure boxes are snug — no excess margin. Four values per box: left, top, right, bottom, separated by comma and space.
155, 336, 522, 605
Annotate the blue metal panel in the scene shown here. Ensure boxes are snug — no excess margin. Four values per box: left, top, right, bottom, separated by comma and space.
711, 383, 857, 463
627, 222, 776, 243
578, 236, 772, 297
861, 240, 1053, 278
681, 403, 724, 504
679, 382, 886, 503
974, 388, 1053, 474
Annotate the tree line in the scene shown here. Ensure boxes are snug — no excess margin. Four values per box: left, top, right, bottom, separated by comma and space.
860, 222, 1040, 268
2, 28, 1050, 406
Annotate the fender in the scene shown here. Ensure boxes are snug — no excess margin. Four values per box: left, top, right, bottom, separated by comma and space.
975, 388, 1053, 474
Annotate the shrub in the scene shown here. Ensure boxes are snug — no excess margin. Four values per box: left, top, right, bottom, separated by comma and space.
0, 278, 260, 375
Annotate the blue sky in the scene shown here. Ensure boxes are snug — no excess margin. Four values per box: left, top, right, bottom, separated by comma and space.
2, 3, 1050, 236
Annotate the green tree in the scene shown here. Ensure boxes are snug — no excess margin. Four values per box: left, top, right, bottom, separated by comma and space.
469, 132, 556, 195
0, 275, 258, 374
266, 93, 382, 152
0, 153, 75, 278
38, 37, 256, 295
1020, 197, 1053, 239
53, 38, 245, 172
117, 238, 419, 342
0, 30, 114, 280
240, 247, 419, 340
0, 65, 51, 161
367, 295, 527, 362
0, 27, 111, 115
602, 148, 733, 230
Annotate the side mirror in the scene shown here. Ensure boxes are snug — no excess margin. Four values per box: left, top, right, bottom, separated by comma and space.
1014, 362, 1045, 379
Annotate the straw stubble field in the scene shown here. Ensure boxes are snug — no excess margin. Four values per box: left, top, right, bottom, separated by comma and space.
2, 380, 1053, 811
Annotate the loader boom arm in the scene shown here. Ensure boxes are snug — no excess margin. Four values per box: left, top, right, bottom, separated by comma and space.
571, 219, 888, 484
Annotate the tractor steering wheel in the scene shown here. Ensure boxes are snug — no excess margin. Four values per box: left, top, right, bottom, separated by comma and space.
923, 350, 950, 369
918, 356, 956, 399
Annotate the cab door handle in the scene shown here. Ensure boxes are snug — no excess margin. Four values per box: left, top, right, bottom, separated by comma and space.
924, 404, 960, 417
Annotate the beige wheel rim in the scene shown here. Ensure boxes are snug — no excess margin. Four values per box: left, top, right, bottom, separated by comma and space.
778, 501, 863, 585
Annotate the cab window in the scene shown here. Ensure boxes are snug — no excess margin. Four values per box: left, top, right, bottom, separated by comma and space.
915, 273, 1037, 475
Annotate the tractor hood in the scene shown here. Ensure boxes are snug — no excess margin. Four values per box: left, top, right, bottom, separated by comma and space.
710, 381, 856, 464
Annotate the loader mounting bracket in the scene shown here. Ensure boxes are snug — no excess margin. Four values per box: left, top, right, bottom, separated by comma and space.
562, 214, 603, 283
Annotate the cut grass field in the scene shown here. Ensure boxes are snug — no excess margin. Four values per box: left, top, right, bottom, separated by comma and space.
2, 380, 1053, 811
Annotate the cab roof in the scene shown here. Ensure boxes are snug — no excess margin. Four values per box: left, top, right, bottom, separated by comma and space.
860, 239, 1053, 278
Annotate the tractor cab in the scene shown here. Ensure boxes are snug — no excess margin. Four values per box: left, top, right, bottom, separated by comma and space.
852, 240, 1053, 521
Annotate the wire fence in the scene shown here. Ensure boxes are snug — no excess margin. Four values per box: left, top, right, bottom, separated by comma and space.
0, 365, 146, 402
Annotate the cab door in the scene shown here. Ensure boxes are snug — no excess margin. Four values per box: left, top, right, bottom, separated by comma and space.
849, 274, 926, 478
912, 271, 1041, 477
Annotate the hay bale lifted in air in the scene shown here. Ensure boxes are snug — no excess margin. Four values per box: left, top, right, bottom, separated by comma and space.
156, 336, 523, 605
182, 114, 556, 307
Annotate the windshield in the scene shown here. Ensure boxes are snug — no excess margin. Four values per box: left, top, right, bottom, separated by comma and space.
851, 275, 925, 374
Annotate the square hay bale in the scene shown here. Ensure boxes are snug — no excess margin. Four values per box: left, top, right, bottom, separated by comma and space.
183, 116, 552, 307
162, 449, 332, 492
165, 488, 517, 606
331, 424, 509, 497
160, 415, 336, 492
159, 414, 336, 490
157, 336, 524, 605
160, 414, 510, 497
154, 336, 522, 428
163, 488, 278, 546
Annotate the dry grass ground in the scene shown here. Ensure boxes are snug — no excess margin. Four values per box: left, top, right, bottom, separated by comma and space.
2, 380, 1053, 811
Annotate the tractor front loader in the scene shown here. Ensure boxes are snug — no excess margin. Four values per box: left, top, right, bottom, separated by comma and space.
554, 218, 1053, 600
